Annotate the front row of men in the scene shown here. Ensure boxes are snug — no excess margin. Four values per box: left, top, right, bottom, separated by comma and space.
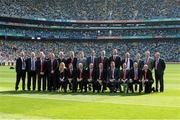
15, 51, 165, 93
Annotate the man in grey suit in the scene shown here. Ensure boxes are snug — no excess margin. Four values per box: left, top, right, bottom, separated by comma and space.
144, 51, 154, 71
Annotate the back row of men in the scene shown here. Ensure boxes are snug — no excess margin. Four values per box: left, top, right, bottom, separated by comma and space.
15, 49, 166, 93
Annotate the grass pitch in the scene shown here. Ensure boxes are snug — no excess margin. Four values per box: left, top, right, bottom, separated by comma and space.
0, 64, 180, 119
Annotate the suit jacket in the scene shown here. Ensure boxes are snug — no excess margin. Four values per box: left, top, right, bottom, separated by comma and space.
142, 69, 154, 81
57, 58, 66, 67
67, 68, 77, 79
26, 58, 37, 72
97, 56, 109, 70
96, 69, 107, 81
36, 58, 47, 74
129, 68, 142, 80
86, 56, 97, 69
86, 68, 96, 81
77, 58, 87, 69
16, 57, 26, 73
134, 59, 144, 70
119, 69, 130, 80
109, 56, 121, 69
76, 69, 86, 80
47, 59, 59, 74
108, 68, 119, 81
143, 57, 154, 71
154, 58, 166, 74
122, 58, 133, 70
67, 57, 77, 69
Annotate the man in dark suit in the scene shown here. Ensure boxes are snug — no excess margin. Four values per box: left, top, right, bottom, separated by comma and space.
95, 63, 107, 93
142, 64, 154, 93
154, 52, 166, 92
47, 53, 59, 91
36, 52, 47, 91
122, 52, 133, 70
77, 51, 87, 69
119, 63, 131, 93
26, 52, 37, 91
86, 49, 97, 69
15, 51, 26, 91
57, 51, 66, 67
67, 63, 77, 92
135, 53, 144, 70
144, 51, 154, 71
109, 49, 121, 69
76, 63, 86, 92
97, 50, 109, 70
86, 63, 96, 92
129, 62, 143, 93
66, 51, 77, 69
107, 61, 120, 93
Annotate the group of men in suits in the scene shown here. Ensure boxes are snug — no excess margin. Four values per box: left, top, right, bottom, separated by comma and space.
15, 49, 166, 93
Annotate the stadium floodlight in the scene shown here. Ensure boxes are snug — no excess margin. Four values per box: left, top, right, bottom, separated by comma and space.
37, 37, 41, 40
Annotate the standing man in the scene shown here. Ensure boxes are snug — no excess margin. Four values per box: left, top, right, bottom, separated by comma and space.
144, 51, 154, 71
154, 52, 166, 92
15, 51, 26, 91
87, 49, 97, 69
122, 52, 133, 70
97, 50, 109, 70
27, 52, 37, 91
47, 53, 59, 91
67, 51, 77, 69
36, 52, 47, 91
109, 49, 121, 69
135, 53, 144, 70
57, 51, 66, 67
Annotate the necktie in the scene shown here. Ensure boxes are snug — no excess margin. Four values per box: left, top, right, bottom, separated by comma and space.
112, 69, 114, 79
51, 60, 53, 71
156, 58, 158, 69
126, 57, 128, 65
134, 69, 138, 80
32, 59, 35, 71
91, 56, 94, 63
89, 70, 92, 79
123, 70, 126, 79
80, 70, 82, 79
99, 70, 102, 79
144, 71, 147, 80
41, 60, 43, 72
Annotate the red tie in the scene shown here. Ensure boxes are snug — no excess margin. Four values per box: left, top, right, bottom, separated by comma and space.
80, 70, 82, 79
126, 57, 128, 65
99, 70, 102, 79
51, 60, 53, 71
134, 70, 138, 80
89, 70, 92, 79
112, 70, 114, 79
144, 71, 147, 80
123, 70, 126, 79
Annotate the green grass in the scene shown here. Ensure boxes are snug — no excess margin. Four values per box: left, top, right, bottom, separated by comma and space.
0, 64, 180, 119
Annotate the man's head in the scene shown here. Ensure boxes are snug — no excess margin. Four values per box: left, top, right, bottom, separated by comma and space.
133, 62, 138, 69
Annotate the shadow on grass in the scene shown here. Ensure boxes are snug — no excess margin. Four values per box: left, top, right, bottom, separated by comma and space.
0, 90, 153, 97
